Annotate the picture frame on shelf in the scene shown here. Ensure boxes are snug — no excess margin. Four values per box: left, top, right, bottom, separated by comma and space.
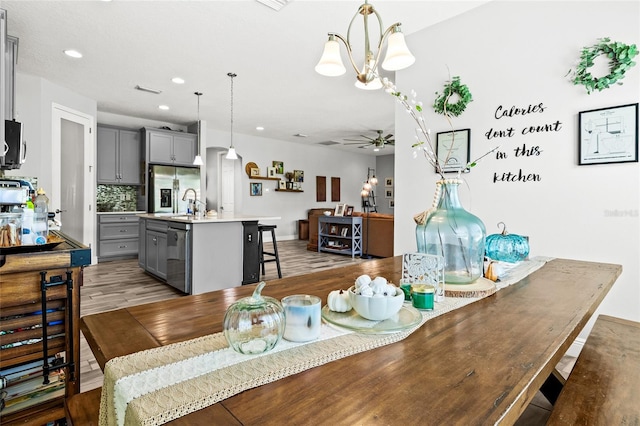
278, 181, 286, 189
340, 227, 349, 237
385, 189, 393, 198
334, 204, 345, 216
250, 182, 262, 196
385, 177, 393, 187
267, 166, 276, 177
345, 205, 354, 216
578, 103, 638, 165
330, 225, 338, 235
272, 161, 284, 174
250, 167, 261, 177
436, 128, 471, 173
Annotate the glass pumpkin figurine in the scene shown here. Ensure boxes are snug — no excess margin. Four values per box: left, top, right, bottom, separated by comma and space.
485, 222, 530, 263
223, 281, 285, 354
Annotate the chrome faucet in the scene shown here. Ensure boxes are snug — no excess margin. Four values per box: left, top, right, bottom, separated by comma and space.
181, 188, 198, 215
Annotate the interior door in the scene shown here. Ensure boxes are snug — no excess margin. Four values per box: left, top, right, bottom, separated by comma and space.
219, 154, 235, 214
52, 104, 95, 263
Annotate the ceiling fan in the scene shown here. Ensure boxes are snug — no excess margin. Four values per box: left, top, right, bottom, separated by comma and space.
344, 130, 395, 149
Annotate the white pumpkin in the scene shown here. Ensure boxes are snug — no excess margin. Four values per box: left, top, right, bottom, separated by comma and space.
355, 274, 372, 289
370, 277, 388, 295
327, 289, 352, 312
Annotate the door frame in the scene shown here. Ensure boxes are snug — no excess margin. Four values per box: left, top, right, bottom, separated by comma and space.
51, 103, 96, 264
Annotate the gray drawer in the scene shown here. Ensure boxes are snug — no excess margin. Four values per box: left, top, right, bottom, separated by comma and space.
99, 214, 140, 224
146, 220, 168, 233
99, 238, 139, 257
100, 222, 139, 239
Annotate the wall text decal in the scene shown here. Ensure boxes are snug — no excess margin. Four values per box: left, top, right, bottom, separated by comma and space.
484, 102, 563, 183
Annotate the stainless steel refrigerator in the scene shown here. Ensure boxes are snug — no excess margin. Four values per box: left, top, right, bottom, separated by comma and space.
148, 165, 201, 214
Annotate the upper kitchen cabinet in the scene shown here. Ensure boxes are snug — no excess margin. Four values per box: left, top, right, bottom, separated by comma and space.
143, 127, 197, 166
97, 125, 141, 185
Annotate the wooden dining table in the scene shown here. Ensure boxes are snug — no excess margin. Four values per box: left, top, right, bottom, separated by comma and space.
80, 257, 621, 425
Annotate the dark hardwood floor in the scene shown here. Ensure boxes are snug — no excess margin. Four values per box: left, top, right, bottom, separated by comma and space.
79, 239, 575, 424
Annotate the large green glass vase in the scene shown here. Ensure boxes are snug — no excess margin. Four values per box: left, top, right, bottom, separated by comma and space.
416, 180, 486, 284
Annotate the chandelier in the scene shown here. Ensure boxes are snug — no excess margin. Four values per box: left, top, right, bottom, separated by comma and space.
225, 72, 239, 160
315, 0, 415, 90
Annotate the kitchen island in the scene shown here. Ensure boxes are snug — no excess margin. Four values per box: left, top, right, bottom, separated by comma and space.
137, 213, 280, 295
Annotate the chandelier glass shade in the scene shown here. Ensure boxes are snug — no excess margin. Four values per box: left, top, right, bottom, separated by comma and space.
315, 1, 415, 90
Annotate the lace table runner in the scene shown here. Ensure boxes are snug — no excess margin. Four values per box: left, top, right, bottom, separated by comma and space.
99, 257, 550, 426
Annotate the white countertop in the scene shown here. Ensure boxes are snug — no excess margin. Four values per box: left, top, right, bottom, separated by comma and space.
137, 213, 280, 224
97, 211, 146, 215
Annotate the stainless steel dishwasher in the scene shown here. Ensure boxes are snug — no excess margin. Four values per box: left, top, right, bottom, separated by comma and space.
166, 222, 192, 293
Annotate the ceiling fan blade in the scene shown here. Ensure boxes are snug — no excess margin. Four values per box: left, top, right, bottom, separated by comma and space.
384, 134, 394, 140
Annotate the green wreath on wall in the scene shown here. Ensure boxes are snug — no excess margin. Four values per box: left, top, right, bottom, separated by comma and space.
569, 37, 638, 94
433, 76, 473, 117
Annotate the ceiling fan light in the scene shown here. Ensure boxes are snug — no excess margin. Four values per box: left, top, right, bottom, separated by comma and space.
315, 38, 346, 76
382, 28, 415, 71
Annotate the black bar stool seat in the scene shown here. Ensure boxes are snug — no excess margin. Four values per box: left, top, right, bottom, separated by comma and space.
258, 224, 282, 279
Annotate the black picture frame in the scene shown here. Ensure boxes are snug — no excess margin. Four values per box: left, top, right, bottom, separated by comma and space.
250, 182, 262, 196
578, 103, 638, 165
435, 128, 471, 173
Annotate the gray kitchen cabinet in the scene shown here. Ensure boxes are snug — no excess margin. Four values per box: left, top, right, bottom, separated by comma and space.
143, 127, 197, 166
138, 218, 146, 269
97, 213, 140, 261
145, 220, 168, 280
97, 125, 141, 184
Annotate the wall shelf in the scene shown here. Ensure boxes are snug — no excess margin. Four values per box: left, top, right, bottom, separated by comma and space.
249, 176, 281, 181
275, 189, 304, 193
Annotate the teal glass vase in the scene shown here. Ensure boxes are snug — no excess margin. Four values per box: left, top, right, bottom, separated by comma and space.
416, 180, 486, 284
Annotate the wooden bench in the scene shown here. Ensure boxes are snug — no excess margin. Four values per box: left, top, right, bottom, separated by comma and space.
547, 314, 640, 425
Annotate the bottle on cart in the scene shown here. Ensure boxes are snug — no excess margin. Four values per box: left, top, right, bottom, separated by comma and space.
33, 188, 49, 244
22, 199, 35, 245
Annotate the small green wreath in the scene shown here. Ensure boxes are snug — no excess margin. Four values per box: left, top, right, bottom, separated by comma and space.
569, 37, 638, 94
433, 76, 473, 117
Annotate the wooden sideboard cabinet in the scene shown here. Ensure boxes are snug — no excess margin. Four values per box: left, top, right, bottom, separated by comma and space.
0, 233, 90, 425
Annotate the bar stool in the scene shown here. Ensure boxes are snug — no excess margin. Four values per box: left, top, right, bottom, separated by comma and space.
258, 224, 282, 279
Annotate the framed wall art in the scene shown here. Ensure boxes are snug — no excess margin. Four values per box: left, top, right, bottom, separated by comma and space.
385, 177, 393, 187
250, 182, 262, 196
578, 103, 638, 165
272, 161, 284, 174
436, 128, 471, 173
267, 166, 276, 177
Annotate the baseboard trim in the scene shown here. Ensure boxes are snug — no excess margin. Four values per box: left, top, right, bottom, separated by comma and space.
565, 337, 586, 358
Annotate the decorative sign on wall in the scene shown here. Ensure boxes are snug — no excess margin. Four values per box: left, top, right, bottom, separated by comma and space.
578, 103, 638, 165
316, 176, 327, 202
484, 102, 563, 183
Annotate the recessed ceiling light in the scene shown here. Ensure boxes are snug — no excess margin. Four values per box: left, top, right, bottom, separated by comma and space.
171, 77, 185, 84
158, 105, 170, 110
63, 49, 83, 58
256, 126, 264, 131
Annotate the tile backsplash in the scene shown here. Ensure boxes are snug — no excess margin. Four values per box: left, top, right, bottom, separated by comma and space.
97, 185, 139, 212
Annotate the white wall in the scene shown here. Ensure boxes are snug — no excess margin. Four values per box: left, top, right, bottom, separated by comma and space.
7, 73, 97, 194
394, 1, 639, 340
205, 128, 375, 239
376, 154, 395, 215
